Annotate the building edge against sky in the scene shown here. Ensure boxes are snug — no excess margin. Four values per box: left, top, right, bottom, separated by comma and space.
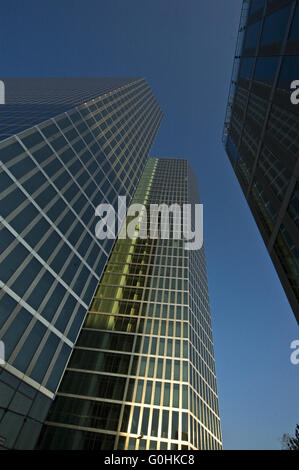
0, 77, 163, 449
223, 0, 299, 324
36, 157, 222, 451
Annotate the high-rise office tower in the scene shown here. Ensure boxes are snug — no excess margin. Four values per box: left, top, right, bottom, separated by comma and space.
36, 158, 222, 451
223, 0, 299, 323
0, 77, 162, 449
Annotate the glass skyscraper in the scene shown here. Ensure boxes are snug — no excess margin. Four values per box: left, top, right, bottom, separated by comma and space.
36, 158, 222, 451
0, 77, 162, 449
223, 0, 299, 323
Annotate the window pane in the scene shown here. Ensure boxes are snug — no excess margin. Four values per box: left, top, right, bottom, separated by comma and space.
261, 6, 291, 46
278, 56, 299, 90
239, 57, 255, 80
289, 4, 299, 40
249, 0, 265, 15
243, 21, 261, 51
254, 57, 279, 84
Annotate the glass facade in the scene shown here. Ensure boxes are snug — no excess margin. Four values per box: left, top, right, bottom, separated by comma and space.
223, 0, 299, 323
0, 78, 139, 141
36, 158, 222, 450
0, 78, 163, 449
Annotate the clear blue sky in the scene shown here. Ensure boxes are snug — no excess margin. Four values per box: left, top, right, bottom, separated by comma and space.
2, 0, 298, 450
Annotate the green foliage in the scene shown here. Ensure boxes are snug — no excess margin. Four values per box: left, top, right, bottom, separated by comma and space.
282, 424, 299, 450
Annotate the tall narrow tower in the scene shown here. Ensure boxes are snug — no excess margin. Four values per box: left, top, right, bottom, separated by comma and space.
37, 158, 222, 450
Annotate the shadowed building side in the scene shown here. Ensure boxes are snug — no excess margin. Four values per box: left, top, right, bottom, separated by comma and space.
223, 0, 299, 323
